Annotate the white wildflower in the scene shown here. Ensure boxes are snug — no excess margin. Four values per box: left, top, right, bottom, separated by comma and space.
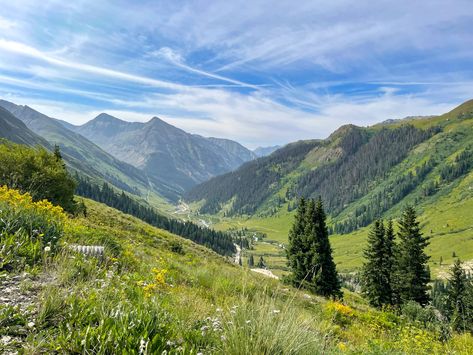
139, 338, 148, 354
44, 246, 51, 252
272, 309, 281, 314
27, 321, 35, 328
245, 320, 251, 324
216, 307, 222, 312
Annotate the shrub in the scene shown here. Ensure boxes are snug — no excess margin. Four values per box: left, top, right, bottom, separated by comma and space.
0, 186, 66, 270
169, 240, 185, 255
0, 141, 77, 213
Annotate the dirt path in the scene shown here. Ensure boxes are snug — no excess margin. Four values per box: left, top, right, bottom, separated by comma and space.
0, 272, 47, 353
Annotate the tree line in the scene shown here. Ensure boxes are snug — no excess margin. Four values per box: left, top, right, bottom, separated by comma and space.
185, 140, 319, 215
75, 175, 236, 256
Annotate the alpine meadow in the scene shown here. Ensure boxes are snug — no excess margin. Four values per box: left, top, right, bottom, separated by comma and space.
1, 1, 473, 354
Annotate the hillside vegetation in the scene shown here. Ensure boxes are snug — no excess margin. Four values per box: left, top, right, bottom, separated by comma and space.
189, 100, 473, 279
187, 100, 473, 237
2, 186, 473, 354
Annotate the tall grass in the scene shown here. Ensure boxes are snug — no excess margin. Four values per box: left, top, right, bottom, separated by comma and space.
219, 292, 325, 354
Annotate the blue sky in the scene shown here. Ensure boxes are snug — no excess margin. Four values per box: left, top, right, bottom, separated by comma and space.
0, 0, 472, 148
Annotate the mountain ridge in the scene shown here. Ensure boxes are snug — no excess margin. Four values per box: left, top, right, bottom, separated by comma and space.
69, 112, 257, 193
0, 99, 179, 200
186, 99, 473, 235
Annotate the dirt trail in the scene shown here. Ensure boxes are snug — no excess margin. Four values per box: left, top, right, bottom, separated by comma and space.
0, 272, 47, 353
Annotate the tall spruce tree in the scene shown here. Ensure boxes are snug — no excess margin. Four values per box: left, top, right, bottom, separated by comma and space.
362, 219, 389, 307
384, 219, 396, 305
307, 197, 342, 298
287, 197, 309, 285
396, 206, 431, 306
446, 259, 469, 331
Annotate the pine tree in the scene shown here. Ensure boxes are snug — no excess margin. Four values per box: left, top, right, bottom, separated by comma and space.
446, 259, 468, 331
362, 219, 388, 307
306, 197, 342, 299
396, 206, 430, 306
384, 219, 396, 305
286, 197, 308, 285
248, 254, 254, 267
53, 144, 62, 161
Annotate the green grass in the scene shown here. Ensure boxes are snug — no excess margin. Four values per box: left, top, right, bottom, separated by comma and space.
2, 187, 473, 354
213, 167, 473, 277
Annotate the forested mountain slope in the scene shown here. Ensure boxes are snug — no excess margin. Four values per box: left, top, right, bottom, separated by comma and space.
0, 100, 178, 200
69, 113, 256, 193
186, 100, 473, 234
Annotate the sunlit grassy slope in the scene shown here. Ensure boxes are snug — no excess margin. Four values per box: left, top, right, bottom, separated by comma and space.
212, 105, 473, 278
3, 193, 473, 354
214, 168, 473, 277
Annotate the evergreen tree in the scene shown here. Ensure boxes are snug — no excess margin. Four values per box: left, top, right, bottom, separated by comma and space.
362, 219, 388, 307
384, 219, 396, 305
286, 197, 309, 285
362, 218, 396, 308
248, 254, 255, 267
395, 206, 430, 306
257, 256, 266, 268
306, 197, 342, 298
53, 144, 63, 162
446, 259, 469, 331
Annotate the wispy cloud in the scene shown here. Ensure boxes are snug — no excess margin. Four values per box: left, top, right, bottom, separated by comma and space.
150, 47, 261, 89
0, 0, 471, 147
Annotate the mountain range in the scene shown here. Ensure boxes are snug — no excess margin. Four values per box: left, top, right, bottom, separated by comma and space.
186, 100, 473, 234
0, 99, 269, 202
67, 113, 256, 193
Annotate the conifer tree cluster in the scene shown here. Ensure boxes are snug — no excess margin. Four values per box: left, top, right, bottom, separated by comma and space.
361, 206, 431, 308
75, 175, 236, 256
287, 197, 342, 299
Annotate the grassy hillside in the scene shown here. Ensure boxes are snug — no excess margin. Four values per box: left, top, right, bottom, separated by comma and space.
2, 187, 473, 354
185, 100, 473, 278
211, 166, 473, 278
